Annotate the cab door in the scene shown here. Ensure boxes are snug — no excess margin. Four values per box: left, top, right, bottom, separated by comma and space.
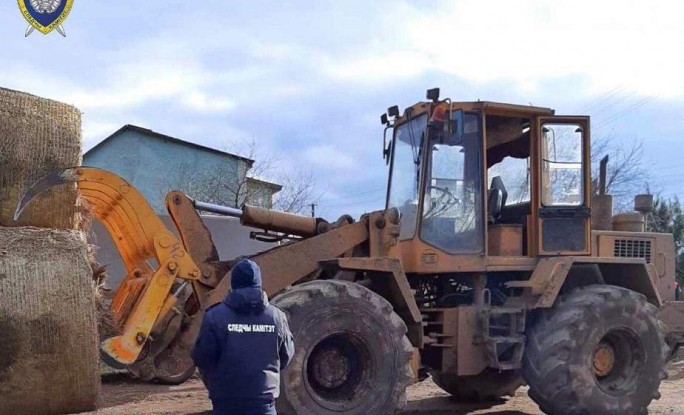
535, 116, 591, 255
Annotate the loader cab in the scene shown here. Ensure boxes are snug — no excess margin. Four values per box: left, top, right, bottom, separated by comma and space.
384, 91, 591, 273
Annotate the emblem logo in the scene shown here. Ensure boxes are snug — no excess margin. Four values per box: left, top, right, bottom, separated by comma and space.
18, 0, 74, 37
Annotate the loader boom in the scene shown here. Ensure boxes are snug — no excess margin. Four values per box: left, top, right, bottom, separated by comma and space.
15, 166, 392, 382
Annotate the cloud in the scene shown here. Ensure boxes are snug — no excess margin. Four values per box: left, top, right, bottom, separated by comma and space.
81, 120, 120, 148
327, 51, 432, 83
328, 0, 684, 97
302, 145, 359, 170
3, 0, 684, 217
182, 91, 236, 113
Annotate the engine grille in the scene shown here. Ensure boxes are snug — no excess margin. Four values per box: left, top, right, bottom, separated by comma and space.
613, 239, 652, 263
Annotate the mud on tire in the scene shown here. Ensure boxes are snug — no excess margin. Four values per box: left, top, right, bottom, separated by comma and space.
272, 280, 414, 415
431, 369, 522, 402
522, 285, 670, 415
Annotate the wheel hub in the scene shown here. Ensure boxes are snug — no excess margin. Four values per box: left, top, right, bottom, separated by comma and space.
592, 328, 645, 396
311, 348, 350, 389
305, 332, 372, 410
593, 342, 616, 377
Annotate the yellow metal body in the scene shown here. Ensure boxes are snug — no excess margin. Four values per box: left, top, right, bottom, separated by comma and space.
68, 167, 201, 366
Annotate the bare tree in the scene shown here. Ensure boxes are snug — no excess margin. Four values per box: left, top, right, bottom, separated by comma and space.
157, 161, 241, 207
273, 169, 323, 215
591, 135, 648, 211
159, 139, 322, 214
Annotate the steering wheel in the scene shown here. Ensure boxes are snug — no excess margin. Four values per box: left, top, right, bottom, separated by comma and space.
425, 185, 459, 218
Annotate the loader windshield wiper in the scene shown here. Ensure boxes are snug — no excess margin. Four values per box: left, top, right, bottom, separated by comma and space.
404, 112, 426, 192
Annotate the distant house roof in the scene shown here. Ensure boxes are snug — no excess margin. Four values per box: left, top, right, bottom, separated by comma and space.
84, 124, 254, 165
247, 177, 283, 193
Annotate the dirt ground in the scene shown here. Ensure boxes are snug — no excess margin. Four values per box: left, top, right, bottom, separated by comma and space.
78, 362, 684, 415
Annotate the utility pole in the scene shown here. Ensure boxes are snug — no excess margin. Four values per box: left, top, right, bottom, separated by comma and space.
310, 203, 317, 218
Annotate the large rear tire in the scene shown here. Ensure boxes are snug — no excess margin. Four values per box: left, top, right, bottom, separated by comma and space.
522, 285, 669, 415
431, 369, 522, 402
272, 280, 414, 415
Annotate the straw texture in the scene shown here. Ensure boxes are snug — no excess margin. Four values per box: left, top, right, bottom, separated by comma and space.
0, 227, 100, 415
0, 87, 82, 229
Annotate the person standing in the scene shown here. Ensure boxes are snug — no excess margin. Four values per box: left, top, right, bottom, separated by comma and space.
192, 259, 295, 415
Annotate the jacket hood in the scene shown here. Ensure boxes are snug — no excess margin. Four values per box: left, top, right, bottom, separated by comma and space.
224, 287, 268, 314
231, 259, 262, 290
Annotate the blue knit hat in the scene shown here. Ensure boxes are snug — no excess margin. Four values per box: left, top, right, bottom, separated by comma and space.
231, 259, 262, 289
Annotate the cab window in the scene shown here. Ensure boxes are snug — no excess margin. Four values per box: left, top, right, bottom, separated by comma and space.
420, 113, 483, 253
541, 124, 584, 206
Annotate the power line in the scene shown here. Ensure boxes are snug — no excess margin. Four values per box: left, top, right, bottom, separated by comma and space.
581, 85, 626, 113
594, 96, 655, 130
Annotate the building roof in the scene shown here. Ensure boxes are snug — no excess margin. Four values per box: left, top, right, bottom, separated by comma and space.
84, 124, 254, 165
247, 176, 283, 192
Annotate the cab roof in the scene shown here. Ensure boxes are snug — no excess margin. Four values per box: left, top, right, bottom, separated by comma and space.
397, 100, 555, 124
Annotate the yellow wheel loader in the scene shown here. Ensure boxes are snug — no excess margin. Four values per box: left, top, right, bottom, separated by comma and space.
17, 88, 684, 414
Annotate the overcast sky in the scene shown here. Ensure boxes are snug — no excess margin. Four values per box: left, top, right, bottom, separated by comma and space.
1, 1, 683, 219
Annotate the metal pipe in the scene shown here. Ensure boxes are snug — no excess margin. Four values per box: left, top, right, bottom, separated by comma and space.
193, 200, 321, 237
241, 205, 319, 237
193, 200, 243, 218
599, 155, 609, 196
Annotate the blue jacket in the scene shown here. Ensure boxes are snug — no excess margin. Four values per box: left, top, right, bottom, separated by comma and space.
192, 286, 295, 413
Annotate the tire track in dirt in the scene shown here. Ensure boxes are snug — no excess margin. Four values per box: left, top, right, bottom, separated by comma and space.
78, 375, 684, 415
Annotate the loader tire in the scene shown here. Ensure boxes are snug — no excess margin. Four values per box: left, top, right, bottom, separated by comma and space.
272, 280, 414, 415
522, 285, 670, 415
431, 369, 522, 402
151, 356, 196, 385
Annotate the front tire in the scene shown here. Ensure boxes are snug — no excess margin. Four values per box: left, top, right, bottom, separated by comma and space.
522, 285, 669, 415
272, 280, 414, 415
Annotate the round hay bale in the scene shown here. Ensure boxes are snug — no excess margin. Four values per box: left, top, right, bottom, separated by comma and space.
0, 227, 100, 415
0, 87, 82, 229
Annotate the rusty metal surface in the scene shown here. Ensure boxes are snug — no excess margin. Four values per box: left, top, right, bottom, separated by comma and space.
421, 307, 488, 376
591, 194, 613, 230
367, 210, 401, 258
506, 256, 663, 309
594, 230, 676, 302
488, 224, 523, 256
325, 256, 423, 347
573, 255, 663, 306
205, 218, 370, 305
659, 301, 684, 334
166, 191, 228, 293
241, 204, 318, 237
485, 256, 538, 272
392, 101, 554, 127
399, 238, 488, 273
505, 257, 572, 308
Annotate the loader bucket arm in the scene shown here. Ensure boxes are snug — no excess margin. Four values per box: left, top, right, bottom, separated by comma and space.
15, 167, 201, 367
17, 168, 163, 272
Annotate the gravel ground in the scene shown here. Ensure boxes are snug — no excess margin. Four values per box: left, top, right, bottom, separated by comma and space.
77, 365, 684, 415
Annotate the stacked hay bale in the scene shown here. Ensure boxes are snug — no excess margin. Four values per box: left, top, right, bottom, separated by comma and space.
0, 88, 100, 415
0, 87, 81, 228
